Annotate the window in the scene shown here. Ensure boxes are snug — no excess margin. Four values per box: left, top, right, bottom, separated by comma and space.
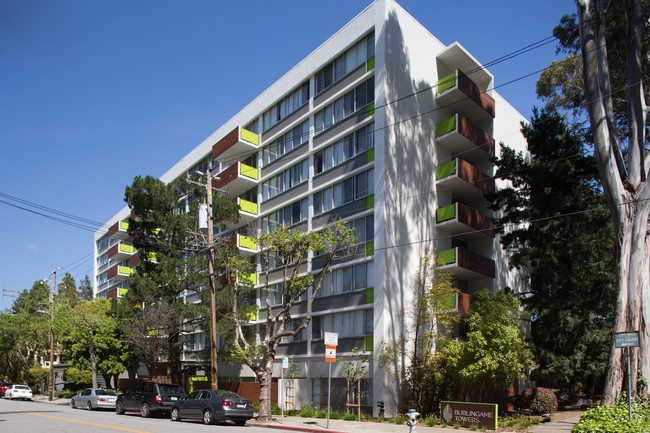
315, 32, 375, 95
313, 169, 374, 215
261, 199, 308, 234
316, 261, 374, 298
314, 77, 374, 134
262, 82, 310, 132
261, 159, 308, 201
311, 309, 373, 339
347, 215, 374, 244
97, 253, 109, 268
261, 120, 309, 167
97, 236, 109, 252
281, 319, 307, 343
314, 123, 374, 174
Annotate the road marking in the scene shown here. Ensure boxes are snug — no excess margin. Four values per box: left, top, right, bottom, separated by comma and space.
11, 410, 151, 433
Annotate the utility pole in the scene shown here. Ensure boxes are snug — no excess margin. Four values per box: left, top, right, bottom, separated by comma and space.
49, 267, 59, 401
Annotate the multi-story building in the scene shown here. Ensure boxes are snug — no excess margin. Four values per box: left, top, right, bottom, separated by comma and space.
94, 0, 527, 415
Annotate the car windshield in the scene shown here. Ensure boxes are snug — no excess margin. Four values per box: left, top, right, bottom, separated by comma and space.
214, 390, 243, 400
159, 384, 184, 395
96, 389, 117, 396
15, 386, 29, 390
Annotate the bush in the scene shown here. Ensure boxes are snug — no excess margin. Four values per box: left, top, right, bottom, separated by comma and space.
518, 387, 558, 414
392, 414, 405, 424
55, 389, 77, 398
573, 396, 650, 432
271, 405, 282, 415
299, 407, 315, 417
316, 409, 327, 418
329, 411, 341, 420
343, 413, 357, 421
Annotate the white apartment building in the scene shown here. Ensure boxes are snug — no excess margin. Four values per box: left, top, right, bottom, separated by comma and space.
94, 0, 528, 415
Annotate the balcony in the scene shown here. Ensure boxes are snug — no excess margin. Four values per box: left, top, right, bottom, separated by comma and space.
436, 158, 494, 203
228, 233, 258, 256
107, 243, 135, 261
436, 202, 494, 238
223, 198, 258, 231
436, 69, 495, 125
106, 221, 129, 240
438, 246, 495, 279
444, 292, 473, 314
107, 264, 132, 281
213, 162, 258, 198
435, 113, 495, 163
211, 126, 259, 163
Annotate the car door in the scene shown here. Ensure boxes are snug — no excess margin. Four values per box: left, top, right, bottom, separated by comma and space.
124, 382, 143, 411
179, 391, 200, 419
78, 389, 91, 407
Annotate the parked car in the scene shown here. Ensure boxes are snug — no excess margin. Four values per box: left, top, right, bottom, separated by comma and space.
115, 381, 185, 417
4, 384, 32, 400
0, 383, 13, 398
71, 388, 118, 410
170, 389, 254, 425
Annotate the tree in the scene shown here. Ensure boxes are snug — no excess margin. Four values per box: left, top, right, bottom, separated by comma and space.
57, 272, 80, 307
378, 253, 461, 413
12, 279, 50, 315
441, 290, 535, 401
575, 0, 650, 403
0, 311, 49, 383
221, 222, 356, 420
488, 108, 615, 395
78, 275, 94, 302
340, 347, 370, 419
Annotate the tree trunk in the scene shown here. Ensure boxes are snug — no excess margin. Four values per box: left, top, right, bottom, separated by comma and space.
257, 360, 274, 421
89, 339, 98, 389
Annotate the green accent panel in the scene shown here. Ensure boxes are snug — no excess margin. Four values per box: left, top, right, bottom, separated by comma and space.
241, 272, 257, 286
240, 128, 259, 146
365, 287, 374, 304
437, 71, 456, 94
365, 194, 374, 209
246, 311, 257, 321
240, 163, 259, 180
442, 293, 457, 310
118, 288, 128, 297
365, 147, 375, 163
188, 376, 208, 393
436, 203, 456, 223
239, 198, 258, 215
119, 221, 129, 230
365, 241, 374, 257
152, 228, 161, 234
436, 159, 457, 180
239, 235, 257, 250
438, 248, 456, 265
366, 55, 375, 72
147, 252, 157, 261
119, 244, 134, 253
365, 102, 375, 118
364, 335, 373, 352
436, 115, 456, 137
118, 266, 132, 275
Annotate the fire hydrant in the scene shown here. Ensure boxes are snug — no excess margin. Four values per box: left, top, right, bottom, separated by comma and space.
405, 409, 420, 433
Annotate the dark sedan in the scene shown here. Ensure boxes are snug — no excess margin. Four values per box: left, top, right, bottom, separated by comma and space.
170, 389, 254, 425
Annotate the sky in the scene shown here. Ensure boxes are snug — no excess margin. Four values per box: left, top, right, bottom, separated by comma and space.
0, 0, 577, 311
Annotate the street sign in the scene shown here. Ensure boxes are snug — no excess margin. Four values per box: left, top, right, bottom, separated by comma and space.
282, 357, 289, 368
615, 331, 640, 348
325, 345, 336, 362
324, 332, 338, 346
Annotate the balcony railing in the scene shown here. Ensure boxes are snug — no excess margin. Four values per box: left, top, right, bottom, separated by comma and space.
435, 113, 494, 163
438, 246, 495, 279
436, 69, 495, 124
106, 220, 129, 240
436, 202, 494, 237
107, 264, 132, 281
211, 126, 259, 163
107, 243, 135, 261
436, 158, 494, 202
228, 233, 257, 256
213, 162, 258, 198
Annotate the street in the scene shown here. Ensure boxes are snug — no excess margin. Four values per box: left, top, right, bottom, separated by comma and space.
0, 398, 262, 433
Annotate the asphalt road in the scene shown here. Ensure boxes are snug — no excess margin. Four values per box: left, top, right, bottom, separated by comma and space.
0, 398, 261, 433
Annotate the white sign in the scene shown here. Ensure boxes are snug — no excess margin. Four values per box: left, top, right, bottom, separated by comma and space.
324, 332, 338, 346
325, 345, 336, 362
282, 357, 289, 368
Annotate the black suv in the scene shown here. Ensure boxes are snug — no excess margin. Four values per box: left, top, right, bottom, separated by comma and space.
116, 381, 186, 417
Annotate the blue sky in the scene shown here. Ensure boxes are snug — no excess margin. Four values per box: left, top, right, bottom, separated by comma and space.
0, 0, 576, 310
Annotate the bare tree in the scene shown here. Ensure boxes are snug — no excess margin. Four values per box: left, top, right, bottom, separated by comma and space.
577, 0, 649, 403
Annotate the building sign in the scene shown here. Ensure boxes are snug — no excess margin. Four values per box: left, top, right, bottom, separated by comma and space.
325, 345, 336, 362
441, 401, 498, 430
615, 331, 640, 348
324, 332, 338, 346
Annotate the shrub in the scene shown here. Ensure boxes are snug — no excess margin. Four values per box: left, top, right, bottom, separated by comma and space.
555, 389, 577, 408
518, 387, 558, 414
392, 414, 405, 424
271, 405, 282, 415
425, 415, 439, 426
299, 407, 315, 417
329, 411, 341, 420
343, 413, 357, 421
55, 389, 77, 399
316, 409, 327, 418
573, 396, 650, 433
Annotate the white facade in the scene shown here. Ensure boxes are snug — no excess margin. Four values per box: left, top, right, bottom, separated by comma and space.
94, 0, 528, 415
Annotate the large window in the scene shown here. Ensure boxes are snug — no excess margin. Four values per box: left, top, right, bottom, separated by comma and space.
262, 82, 310, 132
311, 309, 373, 340
347, 215, 374, 244
314, 123, 374, 174
315, 32, 374, 95
261, 120, 309, 167
316, 261, 374, 298
261, 199, 309, 234
261, 160, 309, 202
314, 77, 374, 134
313, 169, 374, 215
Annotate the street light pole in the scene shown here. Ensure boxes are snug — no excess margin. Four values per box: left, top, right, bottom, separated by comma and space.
49, 268, 59, 401
206, 173, 218, 390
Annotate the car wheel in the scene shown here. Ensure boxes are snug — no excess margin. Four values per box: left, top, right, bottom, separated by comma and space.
170, 407, 180, 422
70, 399, 76, 409
87, 401, 93, 411
116, 401, 125, 415
140, 402, 151, 418
203, 409, 214, 425
235, 420, 247, 426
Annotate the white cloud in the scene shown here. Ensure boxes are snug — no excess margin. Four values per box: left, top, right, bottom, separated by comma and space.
26, 242, 39, 252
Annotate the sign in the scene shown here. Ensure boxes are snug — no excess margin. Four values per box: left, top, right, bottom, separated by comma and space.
324, 332, 338, 346
441, 401, 498, 430
325, 345, 336, 362
615, 331, 640, 348
282, 357, 289, 369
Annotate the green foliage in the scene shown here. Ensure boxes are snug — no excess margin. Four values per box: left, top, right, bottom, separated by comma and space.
271, 405, 282, 415
488, 109, 614, 395
572, 396, 650, 433
391, 415, 405, 424
329, 411, 341, 420
299, 407, 315, 417
316, 409, 327, 418
64, 367, 91, 387
0, 309, 49, 383
343, 413, 357, 421
28, 367, 48, 392
55, 389, 77, 398
518, 387, 558, 415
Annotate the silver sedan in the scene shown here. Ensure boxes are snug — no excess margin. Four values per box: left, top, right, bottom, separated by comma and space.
71, 388, 118, 410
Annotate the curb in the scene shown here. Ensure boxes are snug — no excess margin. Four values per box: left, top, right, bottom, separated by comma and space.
264, 424, 347, 433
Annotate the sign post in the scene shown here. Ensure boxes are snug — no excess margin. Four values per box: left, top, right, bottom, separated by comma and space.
281, 357, 288, 423
324, 332, 338, 429
615, 331, 640, 421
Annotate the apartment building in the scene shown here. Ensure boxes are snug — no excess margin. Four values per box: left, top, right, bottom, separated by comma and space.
94, 0, 527, 415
